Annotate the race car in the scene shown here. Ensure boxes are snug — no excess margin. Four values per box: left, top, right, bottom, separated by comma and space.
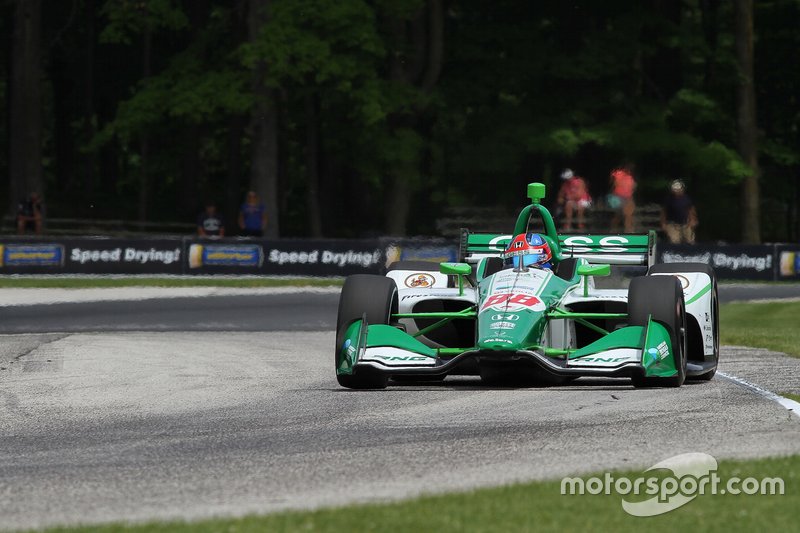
335, 182, 719, 389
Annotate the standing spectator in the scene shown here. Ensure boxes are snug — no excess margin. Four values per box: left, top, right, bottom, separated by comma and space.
661, 179, 698, 244
556, 168, 592, 231
608, 163, 636, 233
16, 192, 44, 235
238, 190, 267, 237
197, 202, 225, 238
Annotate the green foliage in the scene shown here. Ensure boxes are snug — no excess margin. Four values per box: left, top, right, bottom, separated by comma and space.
100, 0, 188, 44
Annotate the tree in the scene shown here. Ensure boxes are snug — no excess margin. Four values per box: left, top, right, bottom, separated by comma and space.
247, 0, 280, 238
735, 0, 760, 243
8, 0, 42, 212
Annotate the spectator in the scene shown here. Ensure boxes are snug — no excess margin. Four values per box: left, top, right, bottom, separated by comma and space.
238, 191, 267, 237
17, 192, 43, 235
556, 168, 592, 231
197, 202, 225, 238
661, 179, 698, 244
608, 164, 636, 233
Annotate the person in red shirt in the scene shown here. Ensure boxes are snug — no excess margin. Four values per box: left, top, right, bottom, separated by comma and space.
556, 169, 592, 231
608, 164, 637, 233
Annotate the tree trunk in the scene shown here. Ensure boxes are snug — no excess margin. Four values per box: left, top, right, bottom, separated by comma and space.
305, 93, 322, 237
248, 0, 280, 238
138, 29, 152, 226
9, 0, 43, 213
383, 1, 444, 236
735, 0, 760, 243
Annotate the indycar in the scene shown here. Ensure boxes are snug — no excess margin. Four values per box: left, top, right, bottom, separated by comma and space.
335, 182, 719, 389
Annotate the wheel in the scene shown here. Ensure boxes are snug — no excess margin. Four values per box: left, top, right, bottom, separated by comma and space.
648, 263, 718, 381
335, 275, 397, 389
628, 275, 687, 388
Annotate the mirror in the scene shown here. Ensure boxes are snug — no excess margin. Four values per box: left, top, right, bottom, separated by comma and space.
576, 263, 611, 277
440, 262, 472, 276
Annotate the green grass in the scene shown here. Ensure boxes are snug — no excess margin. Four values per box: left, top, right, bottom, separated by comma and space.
720, 300, 800, 358
0, 277, 342, 289
36, 454, 798, 533
781, 392, 800, 403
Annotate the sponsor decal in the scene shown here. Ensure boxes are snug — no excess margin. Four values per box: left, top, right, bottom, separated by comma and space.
0, 244, 64, 267
189, 244, 261, 268
72, 246, 181, 265
647, 341, 670, 362
489, 321, 517, 330
342, 339, 356, 358
405, 273, 436, 288
561, 235, 632, 253
372, 355, 428, 361
481, 292, 546, 312
484, 337, 513, 344
488, 234, 513, 251
490, 313, 519, 321
575, 356, 629, 364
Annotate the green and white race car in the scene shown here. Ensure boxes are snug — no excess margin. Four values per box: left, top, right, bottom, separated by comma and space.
335, 183, 719, 389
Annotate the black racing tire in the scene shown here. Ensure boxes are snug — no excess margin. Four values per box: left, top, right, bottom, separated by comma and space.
628, 275, 687, 388
335, 275, 397, 389
648, 263, 718, 381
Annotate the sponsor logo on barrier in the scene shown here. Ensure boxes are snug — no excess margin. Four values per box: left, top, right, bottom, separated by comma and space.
662, 251, 772, 272
779, 251, 800, 277
189, 244, 261, 268
267, 248, 381, 268
71, 247, 181, 265
0, 244, 64, 267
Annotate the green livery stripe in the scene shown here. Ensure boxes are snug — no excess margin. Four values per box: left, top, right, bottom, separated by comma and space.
366, 325, 437, 358
569, 326, 645, 359
685, 282, 712, 305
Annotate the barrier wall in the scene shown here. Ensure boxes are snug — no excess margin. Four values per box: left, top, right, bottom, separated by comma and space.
0, 236, 457, 277
0, 235, 797, 280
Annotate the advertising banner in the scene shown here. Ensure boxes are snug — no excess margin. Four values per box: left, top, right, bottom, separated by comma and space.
776, 245, 800, 280
262, 240, 385, 276
0, 238, 183, 274
658, 244, 776, 280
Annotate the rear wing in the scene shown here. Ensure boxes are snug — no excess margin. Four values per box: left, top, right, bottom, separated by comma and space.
459, 229, 657, 267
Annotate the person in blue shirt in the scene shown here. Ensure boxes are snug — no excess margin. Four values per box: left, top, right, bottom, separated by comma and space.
238, 191, 267, 237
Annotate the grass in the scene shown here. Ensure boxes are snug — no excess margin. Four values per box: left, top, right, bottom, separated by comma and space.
720, 300, 800, 358
35, 454, 798, 533
781, 392, 800, 403
0, 277, 342, 289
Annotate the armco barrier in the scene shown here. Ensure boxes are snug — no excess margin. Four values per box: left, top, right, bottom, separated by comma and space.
0, 235, 795, 280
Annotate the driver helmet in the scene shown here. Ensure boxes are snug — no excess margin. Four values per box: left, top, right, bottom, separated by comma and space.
503, 233, 553, 270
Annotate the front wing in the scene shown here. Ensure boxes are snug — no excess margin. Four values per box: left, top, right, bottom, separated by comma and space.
337, 316, 679, 381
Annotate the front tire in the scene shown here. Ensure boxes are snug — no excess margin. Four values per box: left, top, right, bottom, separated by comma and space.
648, 262, 718, 381
335, 275, 397, 389
628, 276, 687, 388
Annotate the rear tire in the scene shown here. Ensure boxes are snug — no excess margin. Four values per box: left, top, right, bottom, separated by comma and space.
335, 275, 397, 389
648, 263, 718, 381
628, 276, 687, 388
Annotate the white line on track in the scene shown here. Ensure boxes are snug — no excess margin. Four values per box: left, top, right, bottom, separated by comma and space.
718, 371, 800, 420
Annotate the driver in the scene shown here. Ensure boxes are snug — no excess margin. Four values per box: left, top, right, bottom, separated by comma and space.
503, 232, 553, 270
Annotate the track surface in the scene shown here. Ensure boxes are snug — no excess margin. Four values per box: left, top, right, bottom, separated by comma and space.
1, 285, 800, 530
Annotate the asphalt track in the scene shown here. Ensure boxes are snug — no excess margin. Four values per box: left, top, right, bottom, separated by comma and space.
1, 284, 800, 530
